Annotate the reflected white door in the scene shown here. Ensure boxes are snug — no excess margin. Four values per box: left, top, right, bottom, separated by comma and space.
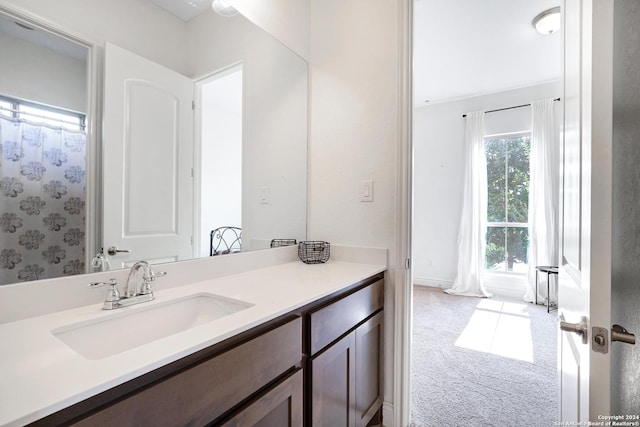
559, 0, 613, 420
103, 43, 194, 268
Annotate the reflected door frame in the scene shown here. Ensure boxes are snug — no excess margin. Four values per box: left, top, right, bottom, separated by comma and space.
193, 62, 244, 258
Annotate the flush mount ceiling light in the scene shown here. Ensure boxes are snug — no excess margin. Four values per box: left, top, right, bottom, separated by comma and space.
532, 6, 561, 35
212, 0, 238, 17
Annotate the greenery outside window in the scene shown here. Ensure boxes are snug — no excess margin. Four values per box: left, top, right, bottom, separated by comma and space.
485, 132, 531, 273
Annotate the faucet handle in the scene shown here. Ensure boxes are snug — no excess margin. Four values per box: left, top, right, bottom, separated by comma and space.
140, 270, 166, 295
150, 270, 167, 280
89, 278, 120, 303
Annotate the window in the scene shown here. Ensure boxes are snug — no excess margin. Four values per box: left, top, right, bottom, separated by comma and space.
485, 133, 531, 273
0, 98, 12, 119
0, 95, 85, 132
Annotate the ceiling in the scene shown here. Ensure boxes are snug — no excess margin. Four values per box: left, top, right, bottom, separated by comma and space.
414, 0, 562, 106
149, 0, 212, 21
0, 13, 87, 60
147, 0, 561, 106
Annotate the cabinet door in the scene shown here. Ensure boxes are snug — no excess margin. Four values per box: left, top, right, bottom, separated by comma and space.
221, 369, 303, 427
310, 332, 356, 427
355, 311, 383, 427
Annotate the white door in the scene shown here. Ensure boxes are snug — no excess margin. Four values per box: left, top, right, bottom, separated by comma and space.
558, 0, 614, 420
103, 43, 194, 268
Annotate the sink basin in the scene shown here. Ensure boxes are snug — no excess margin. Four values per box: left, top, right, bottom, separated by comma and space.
52, 293, 253, 360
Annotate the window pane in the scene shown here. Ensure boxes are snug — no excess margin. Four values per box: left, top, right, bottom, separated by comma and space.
485, 133, 531, 273
506, 227, 529, 273
19, 104, 83, 131
507, 135, 530, 223
485, 226, 506, 270
0, 100, 13, 119
486, 138, 506, 222
486, 226, 530, 272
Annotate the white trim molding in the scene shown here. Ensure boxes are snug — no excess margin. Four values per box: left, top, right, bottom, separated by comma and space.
413, 276, 453, 289
382, 401, 394, 426
393, 0, 413, 426
415, 274, 529, 300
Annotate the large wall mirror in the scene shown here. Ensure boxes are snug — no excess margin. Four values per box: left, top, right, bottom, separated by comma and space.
0, 2, 308, 286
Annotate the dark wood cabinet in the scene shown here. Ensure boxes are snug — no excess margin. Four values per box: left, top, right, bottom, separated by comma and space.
355, 311, 383, 427
37, 316, 303, 427
31, 273, 384, 427
221, 369, 303, 427
310, 331, 356, 427
306, 278, 384, 427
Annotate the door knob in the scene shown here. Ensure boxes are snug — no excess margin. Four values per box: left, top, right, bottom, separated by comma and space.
107, 246, 132, 256
611, 324, 636, 345
560, 316, 588, 344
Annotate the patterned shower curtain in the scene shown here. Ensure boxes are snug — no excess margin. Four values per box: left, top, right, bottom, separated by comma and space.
0, 116, 86, 284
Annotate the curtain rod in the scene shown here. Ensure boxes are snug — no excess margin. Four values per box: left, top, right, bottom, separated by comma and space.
462, 98, 561, 118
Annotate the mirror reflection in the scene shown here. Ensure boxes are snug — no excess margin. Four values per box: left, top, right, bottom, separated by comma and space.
0, 4, 308, 286
0, 13, 88, 285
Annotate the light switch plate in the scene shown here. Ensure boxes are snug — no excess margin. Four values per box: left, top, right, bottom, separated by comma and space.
259, 186, 269, 204
360, 180, 374, 202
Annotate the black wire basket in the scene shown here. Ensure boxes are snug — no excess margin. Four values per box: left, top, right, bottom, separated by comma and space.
298, 241, 330, 264
270, 239, 297, 248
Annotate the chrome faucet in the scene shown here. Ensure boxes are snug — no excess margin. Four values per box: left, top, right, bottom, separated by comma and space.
125, 260, 151, 298
89, 261, 166, 310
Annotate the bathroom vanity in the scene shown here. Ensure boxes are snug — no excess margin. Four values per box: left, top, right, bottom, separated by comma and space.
0, 247, 386, 427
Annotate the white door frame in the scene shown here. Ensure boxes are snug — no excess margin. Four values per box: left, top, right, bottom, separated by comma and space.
397, 1, 617, 424
558, 0, 614, 419
393, 0, 413, 426
193, 63, 244, 258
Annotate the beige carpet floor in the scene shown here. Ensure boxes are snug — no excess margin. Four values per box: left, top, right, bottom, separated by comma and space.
410, 285, 558, 427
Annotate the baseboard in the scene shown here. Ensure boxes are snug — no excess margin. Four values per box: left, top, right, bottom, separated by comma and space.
413, 276, 453, 289
382, 401, 394, 427
414, 276, 527, 300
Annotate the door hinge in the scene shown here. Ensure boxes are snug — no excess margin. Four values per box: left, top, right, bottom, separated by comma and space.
405, 258, 411, 270
192, 100, 195, 110
191, 167, 194, 178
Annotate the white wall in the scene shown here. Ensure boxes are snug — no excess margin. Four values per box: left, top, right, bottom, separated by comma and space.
0, 31, 86, 112
413, 82, 561, 297
308, 0, 400, 411
0, 0, 187, 75
227, 0, 309, 60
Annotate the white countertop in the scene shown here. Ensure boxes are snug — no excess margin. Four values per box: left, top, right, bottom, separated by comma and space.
0, 259, 385, 427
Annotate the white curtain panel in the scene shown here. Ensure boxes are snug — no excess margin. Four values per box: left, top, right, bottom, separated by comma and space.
446, 111, 491, 297
524, 99, 559, 304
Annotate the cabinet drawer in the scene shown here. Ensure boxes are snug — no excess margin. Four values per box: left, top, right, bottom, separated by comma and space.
72, 317, 302, 427
221, 368, 303, 427
307, 279, 383, 355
